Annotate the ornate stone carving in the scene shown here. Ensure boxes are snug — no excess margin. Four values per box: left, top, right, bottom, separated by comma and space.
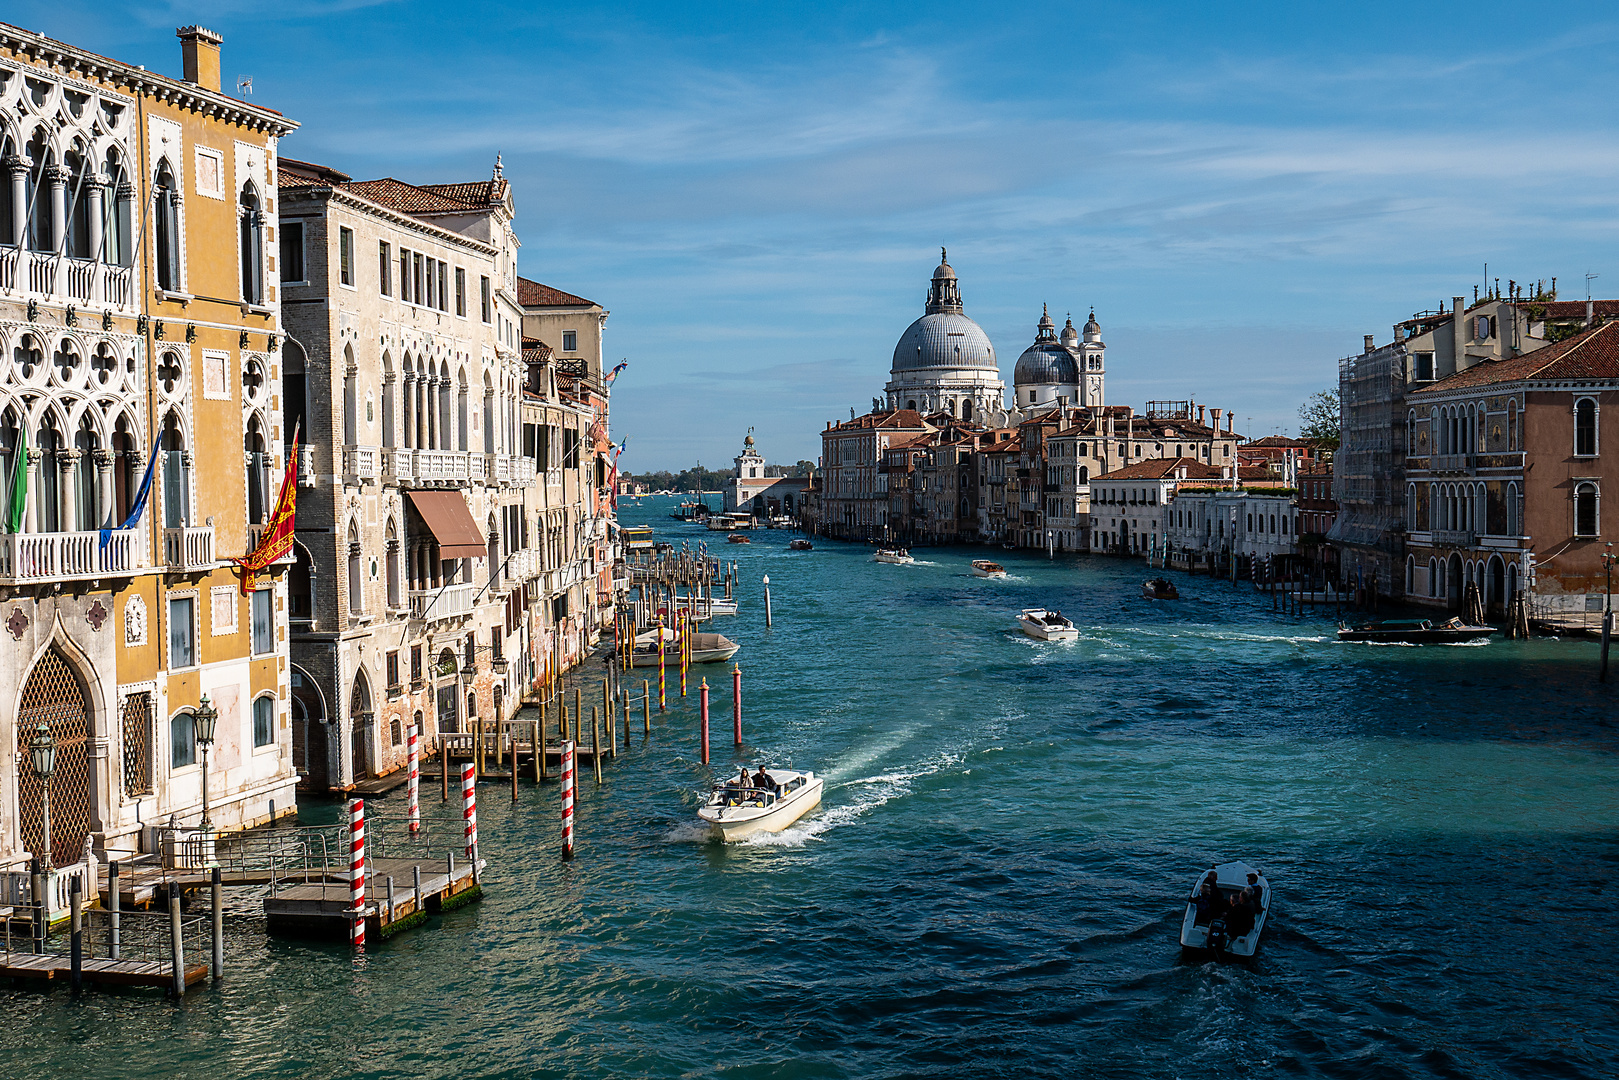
87, 599, 108, 631
6, 607, 28, 640
124, 595, 148, 646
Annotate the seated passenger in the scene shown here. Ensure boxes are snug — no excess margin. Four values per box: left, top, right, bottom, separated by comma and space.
1191, 872, 1219, 925
1245, 872, 1264, 911
753, 767, 774, 792
1225, 892, 1256, 939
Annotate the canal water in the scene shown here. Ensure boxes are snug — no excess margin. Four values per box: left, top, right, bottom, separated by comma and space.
8, 495, 1618, 1079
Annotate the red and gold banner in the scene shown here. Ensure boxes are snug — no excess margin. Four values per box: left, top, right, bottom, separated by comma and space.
234, 434, 299, 595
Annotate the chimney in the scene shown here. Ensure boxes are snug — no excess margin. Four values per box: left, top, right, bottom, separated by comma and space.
177, 26, 224, 92
1452, 296, 1466, 373
1226, 411, 1234, 433
1363, 334, 1375, 354
1211, 407, 1223, 430
1197, 405, 1206, 425
1393, 324, 1405, 344
1587, 298, 1595, 328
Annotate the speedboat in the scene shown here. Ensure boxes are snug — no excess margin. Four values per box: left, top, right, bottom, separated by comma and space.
789, 539, 814, 551
1180, 860, 1269, 958
698, 768, 824, 841
874, 548, 914, 565
1142, 577, 1179, 600
628, 628, 741, 667
972, 560, 1007, 579
727, 533, 751, 544
1017, 608, 1077, 641
1337, 617, 1495, 644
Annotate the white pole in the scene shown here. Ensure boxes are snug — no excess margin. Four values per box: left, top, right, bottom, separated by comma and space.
406, 724, 420, 835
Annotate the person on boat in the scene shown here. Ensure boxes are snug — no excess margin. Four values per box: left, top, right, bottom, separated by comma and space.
1191, 871, 1219, 925
1225, 891, 1257, 939
753, 766, 775, 793
1245, 872, 1265, 911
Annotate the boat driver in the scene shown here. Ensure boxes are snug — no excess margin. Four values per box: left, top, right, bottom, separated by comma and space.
753, 766, 774, 793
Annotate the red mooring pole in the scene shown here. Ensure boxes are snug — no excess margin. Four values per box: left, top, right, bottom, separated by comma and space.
699, 679, 710, 764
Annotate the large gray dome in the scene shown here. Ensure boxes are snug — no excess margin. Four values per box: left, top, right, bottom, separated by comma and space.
1013, 341, 1080, 385
891, 312, 997, 372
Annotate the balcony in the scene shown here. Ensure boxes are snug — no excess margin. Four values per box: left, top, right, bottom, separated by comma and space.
494, 455, 512, 484
412, 450, 470, 484
343, 444, 379, 483
383, 447, 414, 483
469, 454, 489, 483
410, 581, 478, 622
0, 250, 135, 309
512, 456, 537, 484
164, 526, 215, 572
0, 530, 146, 584
1430, 528, 1477, 548
246, 524, 296, 565
1429, 454, 1475, 475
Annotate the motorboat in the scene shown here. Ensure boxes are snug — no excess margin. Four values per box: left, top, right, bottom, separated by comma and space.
789, 539, 814, 551
727, 533, 751, 544
628, 628, 740, 667
1336, 617, 1495, 644
972, 560, 1007, 579
1017, 608, 1077, 641
1180, 860, 1270, 958
874, 548, 914, 565
1142, 577, 1179, 600
698, 768, 824, 841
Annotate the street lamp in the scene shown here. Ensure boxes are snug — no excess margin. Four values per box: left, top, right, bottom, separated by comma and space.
194, 694, 218, 831
27, 724, 56, 873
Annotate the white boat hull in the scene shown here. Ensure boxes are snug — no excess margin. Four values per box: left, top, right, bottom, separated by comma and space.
1018, 611, 1077, 641
874, 552, 914, 565
1179, 860, 1269, 957
972, 564, 1007, 579
699, 775, 824, 841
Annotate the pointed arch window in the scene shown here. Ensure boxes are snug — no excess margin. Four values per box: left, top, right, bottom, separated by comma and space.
154, 159, 181, 291
1575, 398, 1598, 458
347, 523, 364, 615
162, 412, 189, 528
246, 414, 271, 524
239, 183, 264, 304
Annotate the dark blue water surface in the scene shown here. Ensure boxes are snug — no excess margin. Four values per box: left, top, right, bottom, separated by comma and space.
6, 495, 1618, 1079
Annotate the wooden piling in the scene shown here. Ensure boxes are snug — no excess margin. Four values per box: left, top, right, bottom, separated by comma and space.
108, 861, 121, 960
441, 734, 449, 802
69, 879, 82, 993
592, 707, 603, 785
700, 679, 710, 764
643, 680, 651, 734
211, 866, 223, 980
534, 720, 543, 781
168, 890, 185, 998
511, 730, 519, 801
732, 664, 742, 743
574, 688, 583, 743
603, 679, 615, 761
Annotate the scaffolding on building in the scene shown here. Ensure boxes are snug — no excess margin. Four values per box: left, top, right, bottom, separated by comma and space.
1328, 343, 1407, 577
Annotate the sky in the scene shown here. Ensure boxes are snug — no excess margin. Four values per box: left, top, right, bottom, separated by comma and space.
14, 1, 1619, 469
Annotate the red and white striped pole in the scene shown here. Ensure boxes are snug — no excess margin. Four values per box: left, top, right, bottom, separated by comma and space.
699, 679, 710, 764
461, 762, 478, 881
348, 798, 366, 948
406, 724, 420, 834
561, 740, 576, 860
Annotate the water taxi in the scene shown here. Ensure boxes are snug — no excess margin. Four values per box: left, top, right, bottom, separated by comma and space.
972, 560, 1007, 578
874, 548, 914, 565
1142, 577, 1179, 600
1017, 608, 1077, 641
789, 538, 814, 551
628, 628, 740, 667
1180, 860, 1269, 958
727, 533, 751, 544
698, 768, 824, 841
1336, 617, 1495, 644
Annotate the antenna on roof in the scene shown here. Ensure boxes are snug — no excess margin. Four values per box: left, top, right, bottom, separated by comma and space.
236, 75, 252, 95
1587, 272, 1599, 301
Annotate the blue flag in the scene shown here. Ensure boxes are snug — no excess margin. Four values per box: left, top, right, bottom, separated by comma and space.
101, 435, 162, 549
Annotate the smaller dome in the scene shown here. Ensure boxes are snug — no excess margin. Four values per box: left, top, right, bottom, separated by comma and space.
1083, 309, 1101, 338
1013, 341, 1080, 387
932, 248, 956, 281
1061, 316, 1078, 347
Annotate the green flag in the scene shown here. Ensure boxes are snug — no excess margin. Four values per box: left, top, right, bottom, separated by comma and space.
5, 426, 27, 534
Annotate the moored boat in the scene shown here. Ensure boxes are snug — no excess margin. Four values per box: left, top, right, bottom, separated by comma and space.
1180, 860, 1269, 958
789, 539, 814, 551
1017, 608, 1077, 641
1142, 577, 1179, 600
971, 560, 1007, 579
698, 768, 824, 841
628, 628, 741, 667
1336, 617, 1495, 644
874, 548, 914, 565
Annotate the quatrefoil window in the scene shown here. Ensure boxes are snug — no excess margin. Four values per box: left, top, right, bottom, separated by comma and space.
91, 344, 119, 386
157, 351, 183, 396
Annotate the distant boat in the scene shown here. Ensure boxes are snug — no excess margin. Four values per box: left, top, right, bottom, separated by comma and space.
1180, 860, 1269, 959
971, 560, 1007, 579
727, 533, 750, 544
1142, 577, 1179, 600
1017, 608, 1077, 641
874, 549, 914, 565
1336, 617, 1495, 644
789, 539, 814, 551
698, 768, 824, 842
628, 628, 740, 667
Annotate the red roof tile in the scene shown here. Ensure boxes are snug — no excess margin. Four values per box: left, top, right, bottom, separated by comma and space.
517, 277, 597, 308
1096, 457, 1224, 481
1411, 319, 1619, 393
344, 178, 481, 214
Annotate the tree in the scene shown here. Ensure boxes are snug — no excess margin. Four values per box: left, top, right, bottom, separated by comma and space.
1298, 389, 1340, 449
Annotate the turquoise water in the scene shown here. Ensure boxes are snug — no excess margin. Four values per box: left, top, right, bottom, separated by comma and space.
7, 494, 1619, 1078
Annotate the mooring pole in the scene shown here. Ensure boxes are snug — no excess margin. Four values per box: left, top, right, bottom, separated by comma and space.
407, 724, 420, 834
169, 888, 185, 998
211, 865, 224, 980
349, 799, 366, 950
700, 679, 710, 764
732, 664, 742, 744
561, 740, 576, 860
763, 574, 772, 628
108, 860, 121, 960
69, 878, 82, 993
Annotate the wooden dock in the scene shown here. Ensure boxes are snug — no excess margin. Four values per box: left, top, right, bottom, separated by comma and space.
0, 951, 207, 990
263, 855, 482, 939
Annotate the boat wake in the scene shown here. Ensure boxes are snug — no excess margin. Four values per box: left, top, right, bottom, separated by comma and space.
740, 750, 965, 848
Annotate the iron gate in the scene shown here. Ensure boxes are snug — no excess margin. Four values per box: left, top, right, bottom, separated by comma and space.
16, 647, 93, 866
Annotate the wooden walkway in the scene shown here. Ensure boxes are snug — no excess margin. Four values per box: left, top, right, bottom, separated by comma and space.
263, 856, 481, 937
0, 952, 208, 990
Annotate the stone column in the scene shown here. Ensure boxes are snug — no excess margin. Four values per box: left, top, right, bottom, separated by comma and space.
85, 175, 106, 269
94, 449, 115, 530
23, 448, 40, 532
59, 449, 80, 533
46, 164, 69, 254
4, 155, 27, 248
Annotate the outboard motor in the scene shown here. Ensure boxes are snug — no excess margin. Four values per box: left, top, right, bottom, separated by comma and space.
1205, 916, 1228, 953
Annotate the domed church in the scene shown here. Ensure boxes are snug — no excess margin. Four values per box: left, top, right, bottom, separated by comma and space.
1011, 306, 1105, 410
884, 251, 1006, 421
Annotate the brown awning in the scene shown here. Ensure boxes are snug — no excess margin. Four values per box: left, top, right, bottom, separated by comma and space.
406, 491, 486, 559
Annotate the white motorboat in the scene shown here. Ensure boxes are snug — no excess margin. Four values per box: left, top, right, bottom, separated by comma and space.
1017, 608, 1077, 641
874, 548, 914, 565
698, 768, 824, 841
628, 628, 740, 667
972, 559, 1007, 578
1179, 860, 1270, 958
699, 598, 739, 617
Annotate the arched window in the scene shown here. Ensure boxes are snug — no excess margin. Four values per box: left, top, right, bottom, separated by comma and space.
342, 344, 357, 445
104, 148, 134, 267
1575, 481, 1599, 538
171, 709, 197, 769
1078, 465, 1089, 484
1575, 398, 1598, 457
1507, 481, 1519, 537
961, 401, 973, 421
26, 132, 52, 253
1407, 484, 1417, 531
245, 414, 270, 524
438, 362, 452, 451
381, 354, 395, 448
1406, 555, 1415, 595
1428, 557, 1439, 598
239, 183, 264, 303
347, 522, 364, 614
252, 694, 275, 748
390, 715, 403, 747
1507, 399, 1518, 452
154, 158, 181, 291
482, 373, 496, 455
1407, 410, 1416, 454
457, 367, 470, 451
161, 411, 188, 528
401, 357, 415, 449
385, 519, 402, 610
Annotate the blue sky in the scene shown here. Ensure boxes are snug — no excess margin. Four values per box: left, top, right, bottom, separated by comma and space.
18, 1, 1619, 469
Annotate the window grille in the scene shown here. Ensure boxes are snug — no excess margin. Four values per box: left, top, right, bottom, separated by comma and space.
121, 691, 154, 797
17, 649, 93, 865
